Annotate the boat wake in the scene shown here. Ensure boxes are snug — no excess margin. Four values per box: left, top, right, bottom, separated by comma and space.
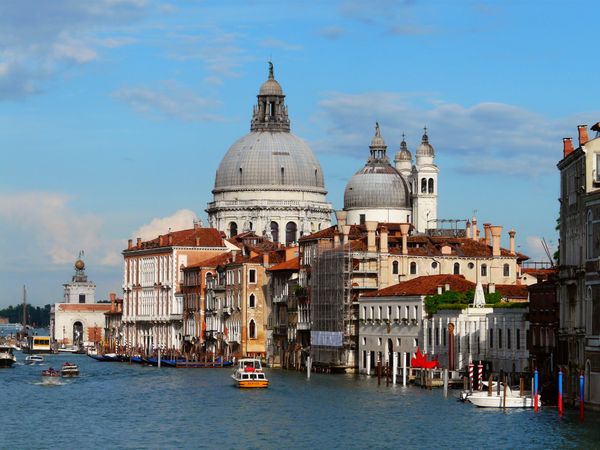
29, 379, 71, 387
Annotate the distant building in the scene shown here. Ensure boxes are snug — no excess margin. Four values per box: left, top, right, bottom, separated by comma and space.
104, 293, 123, 351
51, 256, 110, 347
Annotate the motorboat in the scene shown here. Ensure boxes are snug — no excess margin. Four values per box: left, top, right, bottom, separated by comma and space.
231, 358, 269, 388
61, 362, 79, 377
0, 344, 17, 368
464, 383, 539, 408
25, 354, 45, 365
41, 368, 61, 384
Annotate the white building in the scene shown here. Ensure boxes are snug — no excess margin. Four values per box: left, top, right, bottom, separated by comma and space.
51, 256, 110, 348
343, 124, 438, 233
206, 63, 332, 242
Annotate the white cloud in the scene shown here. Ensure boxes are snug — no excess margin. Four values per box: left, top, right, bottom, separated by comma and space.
0, 192, 103, 265
314, 91, 600, 177
113, 80, 223, 122
0, 0, 149, 99
132, 209, 198, 241
260, 38, 303, 52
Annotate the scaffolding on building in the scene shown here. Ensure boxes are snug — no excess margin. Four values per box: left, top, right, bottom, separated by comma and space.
310, 243, 377, 370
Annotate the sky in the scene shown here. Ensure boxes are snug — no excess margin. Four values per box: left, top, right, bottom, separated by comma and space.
1, 0, 598, 308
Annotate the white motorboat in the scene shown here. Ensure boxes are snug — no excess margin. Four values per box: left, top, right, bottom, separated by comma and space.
61, 362, 79, 377
231, 358, 269, 388
465, 383, 539, 408
25, 354, 45, 365
0, 344, 17, 368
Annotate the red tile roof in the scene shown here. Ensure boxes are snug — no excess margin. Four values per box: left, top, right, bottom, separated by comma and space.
492, 284, 528, 299
128, 227, 225, 251
184, 252, 232, 270
268, 256, 300, 272
363, 275, 476, 297
299, 225, 364, 242
58, 304, 112, 312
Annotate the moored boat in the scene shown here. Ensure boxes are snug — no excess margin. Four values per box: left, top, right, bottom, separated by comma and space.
0, 344, 17, 368
61, 362, 79, 377
231, 358, 269, 388
464, 383, 539, 408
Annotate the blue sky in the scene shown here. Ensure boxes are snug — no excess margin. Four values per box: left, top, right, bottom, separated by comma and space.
1, 0, 597, 308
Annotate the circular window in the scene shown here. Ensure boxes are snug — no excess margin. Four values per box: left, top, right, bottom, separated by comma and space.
468, 262, 474, 269
431, 262, 438, 269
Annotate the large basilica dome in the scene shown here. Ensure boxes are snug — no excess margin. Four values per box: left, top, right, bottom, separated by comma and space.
207, 64, 332, 243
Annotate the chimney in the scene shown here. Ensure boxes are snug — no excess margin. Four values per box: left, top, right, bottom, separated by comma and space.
488, 283, 495, 294
136, 238, 142, 249
110, 293, 116, 312
399, 223, 410, 255
263, 252, 269, 265
196, 237, 201, 246
563, 137, 574, 158
232, 249, 239, 261
508, 229, 516, 255
380, 225, 388, 253
334, 231, 341, 247
285, 246, 296, 261
366, 221, 378, 252
483, 223, 491, 245
194, 220, 200, 230
159, 235, 164, 246
342, 225, 351, 246
578, 124, 589, 147
335, 210, 347, 233
437, 286, 443, 295
128, 239, 133, 250
472, 217, 478, 241
491, 225, 503, 257
444, 283, 450, 292
465, 220, 471, 239
168, 235, 173, 246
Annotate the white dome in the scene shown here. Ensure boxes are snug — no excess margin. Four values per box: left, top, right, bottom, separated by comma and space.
213, 131, 326, 193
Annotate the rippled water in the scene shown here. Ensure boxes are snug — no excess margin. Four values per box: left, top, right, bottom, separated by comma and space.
2, 353, 599, 449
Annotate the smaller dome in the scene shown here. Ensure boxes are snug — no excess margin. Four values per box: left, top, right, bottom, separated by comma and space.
75, 259, 85, 271
259, 78, 283, 96
396, 137, 412, 161
416, 129, 435, 157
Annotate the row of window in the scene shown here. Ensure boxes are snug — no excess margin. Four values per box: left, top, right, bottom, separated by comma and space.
362, 304, 419, 321
391, 261, 511, 277
228, 220, 299, 244
226, 269, 257, 285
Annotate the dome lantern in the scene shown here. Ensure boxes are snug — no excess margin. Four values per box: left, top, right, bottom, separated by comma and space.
251, 62, 290, 132
416, 126, 435, 158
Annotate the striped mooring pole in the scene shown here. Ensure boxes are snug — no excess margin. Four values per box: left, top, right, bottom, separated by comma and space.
534, 369, 539, 413
477, 361, 483, 391
558, 369, 563, 416
468, 361, 474, 390
580, 371, 585, 422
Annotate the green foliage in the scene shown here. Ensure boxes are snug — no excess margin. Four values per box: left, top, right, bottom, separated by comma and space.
425, 290, 511, 314
490, 302, 529, 309
485, 292, 503, 304
0, 304, 51, 327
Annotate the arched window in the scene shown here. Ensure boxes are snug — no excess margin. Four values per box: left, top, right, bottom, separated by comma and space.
280, 166, 285, 184
229, 222, 238, 238
503, 264, 510, 277
285, 221, 297, 245
270, 221, 279, 243
421, 178, 427, 193
248, 319, 256, 339
428, 178, 434, 194
453, 262, 460, 275
481, 264, 487, 277
249, 293, 256, 308
410, 262, 417, 275
392, 261, 399, 274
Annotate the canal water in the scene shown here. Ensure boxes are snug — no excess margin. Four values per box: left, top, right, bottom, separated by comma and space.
2, 353, 599, 449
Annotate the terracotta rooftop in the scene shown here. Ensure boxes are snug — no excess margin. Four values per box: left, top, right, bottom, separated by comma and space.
127, 227, 225, 251
268, 256, 300, 272
363, 275, 476, 297
184, 252, 232, 270
492, 284, 529, 299
299, 225, 364, 242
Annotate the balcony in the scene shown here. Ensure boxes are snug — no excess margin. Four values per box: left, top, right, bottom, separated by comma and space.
222, 306, 232, 316
273, 295, 288, 304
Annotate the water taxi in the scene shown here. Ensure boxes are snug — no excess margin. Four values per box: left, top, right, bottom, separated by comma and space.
25, 355, 45, 365
231, 358, 269, 388
463, 382, 539, 408
61, 362, 79, 377
0, 344, 17, 368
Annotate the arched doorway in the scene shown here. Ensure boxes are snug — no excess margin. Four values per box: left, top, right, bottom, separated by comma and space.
387, 338, 393, 366
73, 321, 83, 347
229, 222, 238, 238
271, 221, 279, 243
